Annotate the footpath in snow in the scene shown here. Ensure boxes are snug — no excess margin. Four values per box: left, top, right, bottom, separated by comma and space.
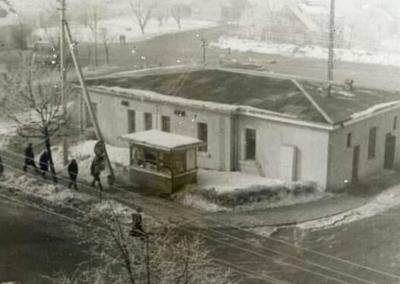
34, 17, 216, 44
212, 36, 400, 67
298, 176, 400, 231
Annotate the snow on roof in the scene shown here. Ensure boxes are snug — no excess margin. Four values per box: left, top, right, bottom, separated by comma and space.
351, 101, 400, 119
288, 5, 320, 33
87, 69, 324, 123
120, 130, 203, 151
92, 85, 239, 114
87, 67, 400, 125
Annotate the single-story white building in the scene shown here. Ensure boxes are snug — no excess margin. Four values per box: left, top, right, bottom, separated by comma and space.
83, 66, 400, 191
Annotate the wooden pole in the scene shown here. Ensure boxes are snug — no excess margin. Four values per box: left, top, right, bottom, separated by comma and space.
60, 0, 68, 166
63, 20, 115, 181
201, 38, 207, 67
328, 0, 335, 81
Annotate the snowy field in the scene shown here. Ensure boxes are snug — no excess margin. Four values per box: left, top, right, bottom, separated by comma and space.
212, 36, 400, 67
34, 16, 216, 44
175, 170, 325, 212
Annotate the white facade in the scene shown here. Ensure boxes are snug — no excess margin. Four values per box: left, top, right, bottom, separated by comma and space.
87, 87, 334, 190
328, 107, 400, 189
85, 83, 400, 191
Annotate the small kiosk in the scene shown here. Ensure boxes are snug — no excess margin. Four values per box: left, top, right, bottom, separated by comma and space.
120, 130, 204, 194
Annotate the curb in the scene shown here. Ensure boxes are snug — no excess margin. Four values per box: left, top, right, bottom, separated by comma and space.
210, 197, 370, 229
236, 201, 370, 229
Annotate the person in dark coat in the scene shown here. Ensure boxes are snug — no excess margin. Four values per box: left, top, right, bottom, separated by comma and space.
67, 159, 79, 190
23, 143, 38, 172
90, 156, 104, 191
39, 150, 50, 179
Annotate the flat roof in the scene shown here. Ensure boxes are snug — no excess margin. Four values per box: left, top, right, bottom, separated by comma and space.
120, 130, 203, 151
86, 68, 400, 125
87, 68, 325, 123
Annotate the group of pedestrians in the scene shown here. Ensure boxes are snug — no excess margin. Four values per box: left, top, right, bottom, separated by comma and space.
21, 143, 103, 191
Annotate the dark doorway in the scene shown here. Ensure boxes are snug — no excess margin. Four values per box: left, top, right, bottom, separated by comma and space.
352, 145, 360, 183
384, 133, 396, 169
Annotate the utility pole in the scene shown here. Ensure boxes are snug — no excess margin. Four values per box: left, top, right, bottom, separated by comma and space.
328, 0, 335, 81
94, 6, 98, 67
64, 21, 115, 183
59, 0, 68, 166
201, 38, 207, 67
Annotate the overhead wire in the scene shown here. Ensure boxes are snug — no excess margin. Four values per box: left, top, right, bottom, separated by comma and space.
0, 148, 391, 284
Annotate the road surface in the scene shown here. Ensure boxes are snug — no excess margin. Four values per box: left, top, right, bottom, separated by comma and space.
1, 147, 400, 283
0, 196, 91, 284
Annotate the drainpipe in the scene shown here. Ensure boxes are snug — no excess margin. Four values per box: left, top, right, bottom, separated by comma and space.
230, 111, 240, 171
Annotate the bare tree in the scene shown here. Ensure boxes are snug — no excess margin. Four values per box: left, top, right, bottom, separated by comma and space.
10, 21, 32, 50
129, 0, 157, 35
100, 27, 112, 65
49, 205, 234, 284
152, 0, 168, 28
0, 55, 74, 183
86, 5, 99, 66
74, 1, 101, 66
171, 2, 183, 30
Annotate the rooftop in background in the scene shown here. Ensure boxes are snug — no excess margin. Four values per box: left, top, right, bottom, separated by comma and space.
86, 67, 400, 125
120, 130, 203, 151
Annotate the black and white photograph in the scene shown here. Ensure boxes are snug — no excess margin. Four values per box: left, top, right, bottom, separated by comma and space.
1, 0, 400, 283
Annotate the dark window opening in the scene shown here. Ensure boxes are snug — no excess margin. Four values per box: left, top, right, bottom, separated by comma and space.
245, 128, 256, 160
394, 116, 398, 130
197, 122, 208, 152
128, 110, 136, 133
368, 127, 377, 159
161, 116, 171, 132
347, 133, 352, 148
144, 113, 153, 130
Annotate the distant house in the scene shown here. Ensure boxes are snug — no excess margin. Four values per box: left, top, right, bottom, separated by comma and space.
84, 67, 400, 191
191, 0, 247, 24
0, 0, 18, 49
344, 4, 399, 50
252, 0, 344, 46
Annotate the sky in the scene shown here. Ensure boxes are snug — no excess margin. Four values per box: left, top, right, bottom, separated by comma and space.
7, 0, 400, 17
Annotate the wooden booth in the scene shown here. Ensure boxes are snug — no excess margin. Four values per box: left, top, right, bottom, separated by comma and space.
120, 130, 204, 194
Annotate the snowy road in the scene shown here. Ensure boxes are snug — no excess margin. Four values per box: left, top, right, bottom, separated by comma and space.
1, 147, 400, 283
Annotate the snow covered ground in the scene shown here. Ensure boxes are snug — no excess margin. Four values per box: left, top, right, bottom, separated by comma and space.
51, 140, 130, 184
34, 17, 216, 44
0, 117, 17, 149
175, 170, 325, 212
212, 36, 400, 67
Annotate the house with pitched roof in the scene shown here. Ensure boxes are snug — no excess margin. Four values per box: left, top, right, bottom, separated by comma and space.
83, 67, 400, 191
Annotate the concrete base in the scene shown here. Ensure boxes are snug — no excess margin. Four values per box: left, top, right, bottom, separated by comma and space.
129, 168, 197, 194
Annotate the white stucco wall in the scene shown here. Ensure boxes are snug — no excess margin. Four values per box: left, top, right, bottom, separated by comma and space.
237, 115, 330, 189
87, 89, 333, 189
88, 90, 234, 171
328, 108, 400, 190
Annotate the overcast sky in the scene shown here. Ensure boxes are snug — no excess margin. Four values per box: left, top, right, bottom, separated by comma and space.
8, 0, 400, 18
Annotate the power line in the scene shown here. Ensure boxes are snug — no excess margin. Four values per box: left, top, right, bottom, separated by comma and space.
0, 149, 390, 284
0, 155, 284, 284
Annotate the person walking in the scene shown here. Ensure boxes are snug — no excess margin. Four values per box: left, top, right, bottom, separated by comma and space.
23, 143, 38, 173
67, 159, 79, 190
39, 150, 50, 179
90, 155, 104, 191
